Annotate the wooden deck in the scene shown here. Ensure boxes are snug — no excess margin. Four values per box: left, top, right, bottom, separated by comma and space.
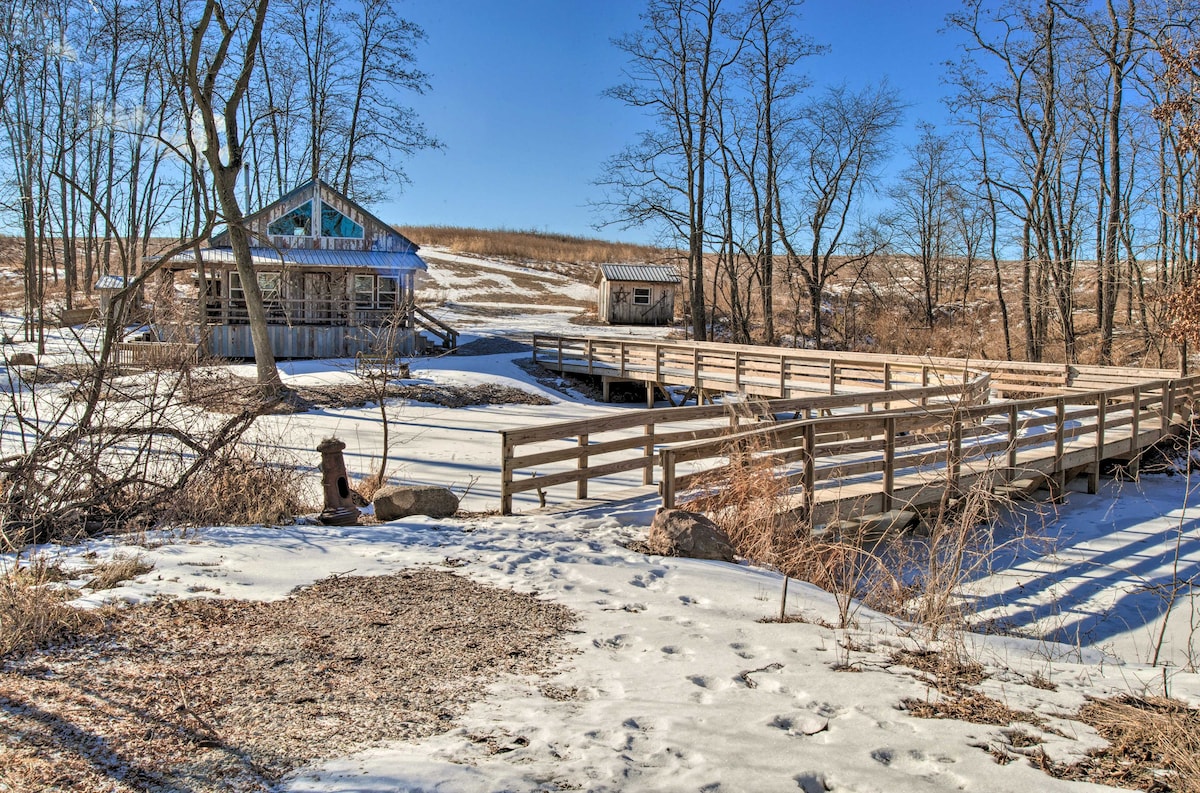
501, 335, 1197, 524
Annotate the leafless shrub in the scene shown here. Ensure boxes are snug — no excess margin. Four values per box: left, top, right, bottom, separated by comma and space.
162, 440, 316, 528
0, 556, 102, 657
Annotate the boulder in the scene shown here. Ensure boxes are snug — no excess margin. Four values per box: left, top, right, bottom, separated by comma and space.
7, 352, 35, 367
373, 484, 459, 520
646, 509, 736, 562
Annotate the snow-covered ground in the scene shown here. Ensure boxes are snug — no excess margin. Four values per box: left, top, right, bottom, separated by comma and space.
5, 257, 1200, 791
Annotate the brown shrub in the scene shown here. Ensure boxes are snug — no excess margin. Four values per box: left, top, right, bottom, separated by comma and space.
163, 443, 316, 528
0, 557, 102, 657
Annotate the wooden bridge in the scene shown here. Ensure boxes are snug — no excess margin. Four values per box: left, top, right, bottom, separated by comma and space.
499, 335, 1197, 525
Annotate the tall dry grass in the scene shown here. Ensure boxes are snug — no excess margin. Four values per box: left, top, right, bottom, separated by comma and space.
396, 225, 670, 265
0, 557, 103, 657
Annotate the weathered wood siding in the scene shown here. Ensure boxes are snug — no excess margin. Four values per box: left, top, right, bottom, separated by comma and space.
204, 324, 420, 359
599, 279, 676, 325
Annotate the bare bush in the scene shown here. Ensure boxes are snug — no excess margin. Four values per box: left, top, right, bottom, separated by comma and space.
0, 556, 103, 657
162, 441, 316, 528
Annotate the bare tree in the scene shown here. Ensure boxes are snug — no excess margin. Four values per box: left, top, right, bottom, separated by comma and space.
602, 0, 749, 341
775, 82, 903, 349
181, 0, 283, 393
888, 123, 966, 328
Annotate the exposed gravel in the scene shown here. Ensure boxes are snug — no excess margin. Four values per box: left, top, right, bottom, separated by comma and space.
0, 570, 576, 792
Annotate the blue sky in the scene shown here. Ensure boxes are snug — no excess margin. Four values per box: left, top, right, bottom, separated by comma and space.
384, 0, 958, 243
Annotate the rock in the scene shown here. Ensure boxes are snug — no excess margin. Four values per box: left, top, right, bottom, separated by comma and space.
373, 484, 459, 520
7, 352, 35, 367
646, 509, 736, 562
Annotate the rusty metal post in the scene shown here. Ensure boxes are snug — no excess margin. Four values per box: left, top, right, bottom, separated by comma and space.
317, 437, 360, 525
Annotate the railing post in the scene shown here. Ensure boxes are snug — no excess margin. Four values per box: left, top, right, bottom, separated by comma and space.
655, 344, 662, 383
586, 339, 594, 375
661, 449, 677, 508
828, 359, 836, 395
1162, 381, 1173, 437
779, 354, 787, 397
921, 365, 930, 406
883, 362, 892, 411
500, 431, 514, 515
950, 418, 963, 494
883, 416, 895, 511
1007, 403, 1019, 476
1129, 385, 1141, 476
1130, 385, 1141, 454
619, 342, 627, 377
693, 348, 700, 390
556, 337, 563, 371
1053, 397, 1066, 500
802, 424, 816, 523
643, 422, 655, 485
734, 350, 742, 392
1090, 392, 1106, 494
577, 433, 589, 500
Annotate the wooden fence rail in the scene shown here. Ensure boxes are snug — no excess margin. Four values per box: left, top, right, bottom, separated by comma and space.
499, 356, 991, 514
502, 336, 1197, 521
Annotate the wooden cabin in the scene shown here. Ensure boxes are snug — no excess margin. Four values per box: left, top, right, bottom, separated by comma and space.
595, 264, 681, 326
153, 179, 455, 359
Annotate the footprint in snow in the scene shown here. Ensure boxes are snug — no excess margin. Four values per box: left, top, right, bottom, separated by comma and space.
630, 568, 667, 589
771, 712, 830, 736
593, 634, 631, 650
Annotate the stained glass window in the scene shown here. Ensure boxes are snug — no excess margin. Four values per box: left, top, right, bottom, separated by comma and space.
268, 202, 312, 236
321, 205, 364, 238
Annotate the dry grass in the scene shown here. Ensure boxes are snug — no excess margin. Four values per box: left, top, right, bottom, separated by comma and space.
397, 225, 667, 265
0, 557, 104, 657
1050, 695, 1200, 793
163, 443, 316, 528
901, 688, 1045, 728
83, 554, 153, 590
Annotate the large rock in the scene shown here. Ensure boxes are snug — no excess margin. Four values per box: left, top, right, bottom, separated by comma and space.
647, 509, 736, 562
373, 484, 459, 520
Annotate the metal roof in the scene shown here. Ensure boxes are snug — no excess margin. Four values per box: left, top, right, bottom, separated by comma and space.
597, 264, 682, 284
194, 247, 427, 272
94, 275, 130, 290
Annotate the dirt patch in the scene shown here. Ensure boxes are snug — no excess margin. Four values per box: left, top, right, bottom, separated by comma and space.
182, 369, 550, 411
0, 569, 576, 792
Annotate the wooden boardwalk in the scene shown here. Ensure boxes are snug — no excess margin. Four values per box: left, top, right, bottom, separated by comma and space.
501, 335, 1196, 525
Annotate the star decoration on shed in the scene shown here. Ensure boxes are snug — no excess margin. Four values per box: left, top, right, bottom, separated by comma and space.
612, 286, 630, 304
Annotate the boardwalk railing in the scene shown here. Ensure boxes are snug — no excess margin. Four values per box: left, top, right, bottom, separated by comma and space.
499, 359, 991, 514
505, 335, 1197, 520
657, 377, 1200, 525
531, 334, 1180, 400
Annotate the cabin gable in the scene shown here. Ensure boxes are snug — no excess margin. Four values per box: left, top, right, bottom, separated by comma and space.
210, 179, 417, 254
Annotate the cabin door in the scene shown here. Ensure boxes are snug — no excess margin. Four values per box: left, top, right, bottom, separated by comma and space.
304, 273, 333, 322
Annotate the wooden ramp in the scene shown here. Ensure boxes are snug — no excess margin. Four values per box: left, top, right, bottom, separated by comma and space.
500, 335, 1197, 523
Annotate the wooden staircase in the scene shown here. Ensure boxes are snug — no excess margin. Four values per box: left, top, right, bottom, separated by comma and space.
413, 305, 458, 352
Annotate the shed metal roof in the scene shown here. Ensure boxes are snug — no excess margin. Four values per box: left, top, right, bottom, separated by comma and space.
94, 275, 130, 290
597, 264, 682, 283
189, 247, 427, 272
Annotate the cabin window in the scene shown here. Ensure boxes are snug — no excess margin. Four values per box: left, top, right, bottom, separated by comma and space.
354, 274, 375, 308
268, 202, 313, 236
321, 205, 364, 238
633, 287, 651, 305
257, 272, 281, 301
378, 276, 398, 307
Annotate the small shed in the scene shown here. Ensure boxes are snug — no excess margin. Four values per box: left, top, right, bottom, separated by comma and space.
595, 264, 681, 326
95, 275, 132, 322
